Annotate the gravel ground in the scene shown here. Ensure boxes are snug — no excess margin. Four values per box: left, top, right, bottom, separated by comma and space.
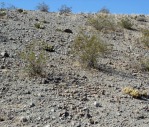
1, 10, 149, 127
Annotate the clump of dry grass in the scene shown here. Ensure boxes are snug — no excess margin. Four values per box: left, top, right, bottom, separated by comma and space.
122, 86, 148, 98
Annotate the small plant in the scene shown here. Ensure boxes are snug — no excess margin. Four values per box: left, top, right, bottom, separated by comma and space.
141, 58, 149, 71
135, 15, 147, 22
0, 10, 6, 16
42, 44, 55, 52
141, 29, 149, 48
56, 28, 63, 32
122, 87, 148, 98
34, 23, 45, 29
22, 11, 27, 14
59, 5, 72, 14
120, 17, 133, 30
72, 31, 110, 68
17, 8, 23, 13
88, 14, 116, 32
36, 2, 49, 12
19, 40, 47, 77
98, 7, 110, 14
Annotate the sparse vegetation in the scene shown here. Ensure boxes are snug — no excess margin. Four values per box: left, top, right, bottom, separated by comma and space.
22, 11, 28, 14
88, 14, 116, 32
141, 58, 149, 71
36, 2, 49, 12
42, 43, 55, 52
72, 31, 110, 68
7, 4, 16, 10
98, 7, 110, 14
120, 17, 133, 30
19, 40, 47, 77
59, 5, 72, 14
34, 23, 45, 29
0, 10, 6, 17
141, 29, 149, 48
17, 8, 23, 13
122, 87, 148, 98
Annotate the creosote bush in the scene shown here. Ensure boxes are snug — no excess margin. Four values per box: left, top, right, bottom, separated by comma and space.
36, 2, 49, 12
98, 7, 110, 14
72, 31, 110, 68
19, 40, 47, 77
120, 17, 133, 30
17, 8, 23, 13
141, 58, 149, 71
141, 29, 149, 48
88, 14, 116, 32
59, 5, 72, 14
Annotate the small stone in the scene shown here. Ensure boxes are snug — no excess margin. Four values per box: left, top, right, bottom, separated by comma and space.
64, 29, 73, 33
51, 108, 55, 112
44, 124, 51, 127
29, 102, 35, 108
94, 101, 101, 107
20, 116, 28, 122
89, 119, 94, 124
1, 51, 9, 57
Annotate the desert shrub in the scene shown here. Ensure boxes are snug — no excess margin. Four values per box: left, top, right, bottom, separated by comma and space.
0, 10, 6, 16
19, 40, 47, 77
59, 5, 72, 14
88, 14, 116, 32
17, 8, 23, 13
36, 2, 49, 12
0, 2, 5, 11
42, 43, 55, 52
141, 58, 149, 71
120, 17, 133, 30
141, 29, 149, 48
22, 11, 27, 14
34, 23, 45, 29
135, 15, 147, 22
122, 87, 148, 98
98, 7, 110, 14
72, 31, 109, 68
7, 4, 17, 10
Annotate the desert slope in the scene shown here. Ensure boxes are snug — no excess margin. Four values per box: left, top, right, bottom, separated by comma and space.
1, 10, 149, 127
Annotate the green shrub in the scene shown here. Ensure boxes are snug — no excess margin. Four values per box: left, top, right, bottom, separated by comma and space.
120, 17, 133, 30
19, 40, 47, 77
17, 8, 24, 13
98, 7, 110, 14
141, 59, 149, 71
36, 2, 49, 12
141, 29, 149, 48
42, 44, 55, 52
22, 11, 27, 14
0, 10, 6, 16
59, 5, 72, 14
72, 31, 110, 68
34, 23, 45, 29
88, 14, 116, 32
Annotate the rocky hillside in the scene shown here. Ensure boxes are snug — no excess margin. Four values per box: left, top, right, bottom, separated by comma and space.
1, 10, 149, 127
